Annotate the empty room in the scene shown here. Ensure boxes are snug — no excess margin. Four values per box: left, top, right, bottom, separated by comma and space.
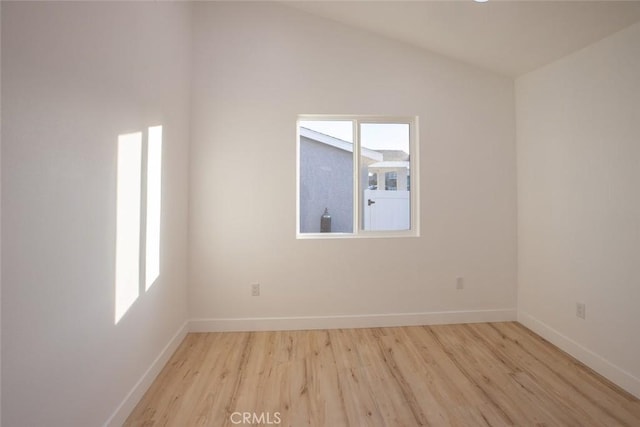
1, 1, 639, 426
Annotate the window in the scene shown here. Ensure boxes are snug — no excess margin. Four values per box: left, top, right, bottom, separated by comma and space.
297, 116, 418, 238
385, 171, 397, 191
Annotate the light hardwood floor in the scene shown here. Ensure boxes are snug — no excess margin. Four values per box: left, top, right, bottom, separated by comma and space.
125, 322, 640, 426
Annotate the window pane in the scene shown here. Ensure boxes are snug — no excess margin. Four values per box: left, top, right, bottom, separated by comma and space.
360, 123, 411, 231
299, 120, 353, 233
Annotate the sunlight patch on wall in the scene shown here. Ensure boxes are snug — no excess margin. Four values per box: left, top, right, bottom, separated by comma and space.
145, 125, 162, 290
115, 132, 142, 324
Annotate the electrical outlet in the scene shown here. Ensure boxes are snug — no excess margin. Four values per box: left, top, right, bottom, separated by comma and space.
456, 277, 464, 290
576, 303, 586, 319
251, 283, 260, 297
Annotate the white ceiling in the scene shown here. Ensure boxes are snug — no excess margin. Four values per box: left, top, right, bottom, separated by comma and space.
284, 1, 640, 76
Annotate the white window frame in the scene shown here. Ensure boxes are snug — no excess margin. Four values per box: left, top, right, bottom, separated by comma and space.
296, 114, 420, 239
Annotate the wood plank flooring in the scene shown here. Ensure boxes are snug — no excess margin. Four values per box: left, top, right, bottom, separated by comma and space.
124, 322, 640, 426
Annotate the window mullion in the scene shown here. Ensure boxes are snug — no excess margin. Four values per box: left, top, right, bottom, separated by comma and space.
353, 119, 360, 235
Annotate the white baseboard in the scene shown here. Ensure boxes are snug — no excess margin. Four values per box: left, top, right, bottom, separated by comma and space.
103, 321, 189, 427
518, 310, 640, 399
189, 308, 517, 332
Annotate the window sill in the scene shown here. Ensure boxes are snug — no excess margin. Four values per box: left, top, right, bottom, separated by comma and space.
296, 231, 419, 240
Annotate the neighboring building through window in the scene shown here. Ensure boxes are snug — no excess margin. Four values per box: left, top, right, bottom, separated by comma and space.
297, 116, 418, 237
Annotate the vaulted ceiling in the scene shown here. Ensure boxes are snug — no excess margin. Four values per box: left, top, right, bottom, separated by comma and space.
285, 1, 640, 76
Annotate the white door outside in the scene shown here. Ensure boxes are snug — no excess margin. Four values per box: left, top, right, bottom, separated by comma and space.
363, 189, 410, 231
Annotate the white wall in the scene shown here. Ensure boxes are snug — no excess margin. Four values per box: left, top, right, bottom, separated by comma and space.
189, 2, 517, 327
1, 2, 191, 426
517, 22, 640, 397
0, 4, 3, 424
